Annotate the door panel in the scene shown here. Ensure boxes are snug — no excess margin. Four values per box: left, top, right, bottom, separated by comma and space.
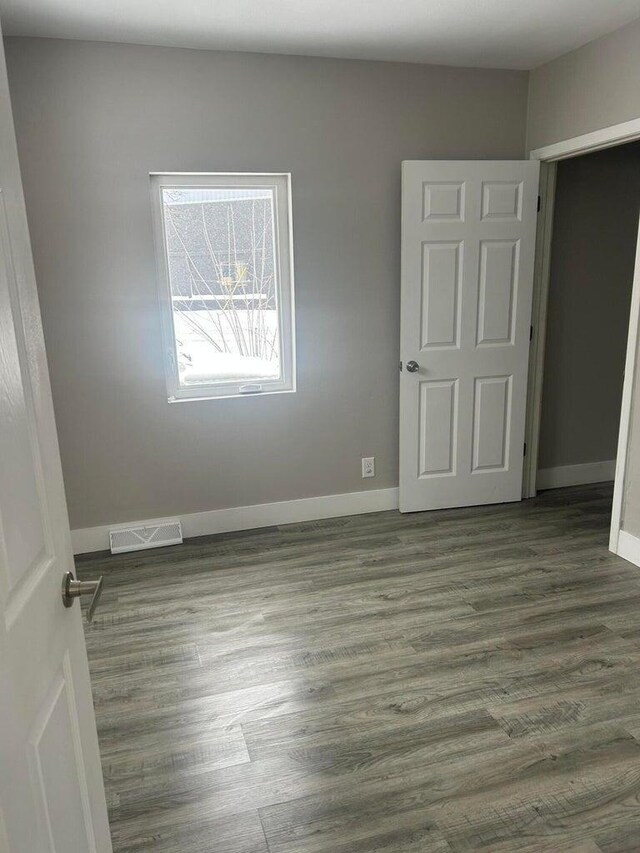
477, 240, 518, 345
28, 659, 96, 852
472, 375, 511, 471
481, 180, 523, 220
0, 24, 112, 853
400, 160, 539, 512
418, 379, 458, 477
0, 194, 52, 597
421, 241, 462, 349
422, 181, 465, 221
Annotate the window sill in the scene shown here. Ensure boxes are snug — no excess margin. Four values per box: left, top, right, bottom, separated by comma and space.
167, 387, 296, 403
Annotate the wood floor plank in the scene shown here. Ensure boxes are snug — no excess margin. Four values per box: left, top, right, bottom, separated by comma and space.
77, 483, 640, 852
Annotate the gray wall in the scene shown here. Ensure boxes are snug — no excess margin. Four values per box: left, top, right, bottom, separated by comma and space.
527, 16, 640, 152
5, 37, 528, 530
538, 143, 640, 471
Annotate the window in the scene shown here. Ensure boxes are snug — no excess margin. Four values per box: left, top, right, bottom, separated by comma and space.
150, 173, 295, 400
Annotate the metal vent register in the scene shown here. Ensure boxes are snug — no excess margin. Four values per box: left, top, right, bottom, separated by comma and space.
109, 520, 183, 554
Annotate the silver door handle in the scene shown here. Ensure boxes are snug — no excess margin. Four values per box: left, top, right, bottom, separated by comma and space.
61, 571, 104, 622
405, 360, 420, 373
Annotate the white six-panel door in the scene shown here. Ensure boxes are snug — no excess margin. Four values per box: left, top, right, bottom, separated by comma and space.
399, 160, 540, 512
0, 24, 112, 853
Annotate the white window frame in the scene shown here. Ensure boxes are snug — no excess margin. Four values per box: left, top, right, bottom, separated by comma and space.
150, 172, 296, 401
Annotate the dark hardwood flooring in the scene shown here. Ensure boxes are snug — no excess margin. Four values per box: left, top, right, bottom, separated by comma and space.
76, 483, 640, 852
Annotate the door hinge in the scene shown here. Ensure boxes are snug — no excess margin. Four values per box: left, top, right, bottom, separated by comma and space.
529, 325, 533, 341
537, 195, 541, 212
524, 442, 527, 456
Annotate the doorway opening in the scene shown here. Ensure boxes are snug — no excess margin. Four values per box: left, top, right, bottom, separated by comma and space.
525, 130, 640, 560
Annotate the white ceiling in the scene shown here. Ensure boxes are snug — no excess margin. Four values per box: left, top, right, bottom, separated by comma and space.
2, 0, 640, 70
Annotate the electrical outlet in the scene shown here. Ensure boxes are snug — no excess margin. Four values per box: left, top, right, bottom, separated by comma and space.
362, 457, 375, 478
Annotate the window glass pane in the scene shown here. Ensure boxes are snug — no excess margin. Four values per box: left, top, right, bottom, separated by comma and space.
161, 186, 281, 387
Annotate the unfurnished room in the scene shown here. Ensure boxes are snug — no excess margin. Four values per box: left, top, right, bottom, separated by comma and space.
3, 2, 640, 852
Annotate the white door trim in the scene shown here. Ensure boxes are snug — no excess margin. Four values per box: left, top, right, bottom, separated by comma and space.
526, 116, 640, 560
522, 161, 557, 498
610, 216, 640, 552
617, 529, 640, 566
530, 117, 640, 162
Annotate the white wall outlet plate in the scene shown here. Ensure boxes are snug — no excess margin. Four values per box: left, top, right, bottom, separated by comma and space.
362, 457, 375, 478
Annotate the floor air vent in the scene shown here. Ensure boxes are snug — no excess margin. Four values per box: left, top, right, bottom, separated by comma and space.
109, 520, 183, 554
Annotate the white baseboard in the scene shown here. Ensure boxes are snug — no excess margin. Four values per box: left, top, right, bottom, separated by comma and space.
71, 486, 400, 555
536, 459, 616, 491
615, 530, 640, 568
71, 462, 618, 555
